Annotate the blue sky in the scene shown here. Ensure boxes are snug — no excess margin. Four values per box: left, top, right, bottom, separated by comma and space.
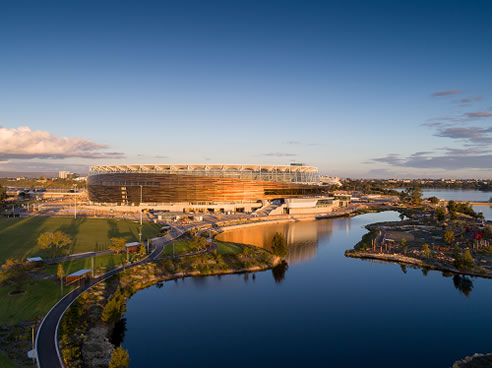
0, 0, 491, 178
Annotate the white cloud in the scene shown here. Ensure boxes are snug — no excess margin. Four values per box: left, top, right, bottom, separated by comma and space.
0, 126, 124, 160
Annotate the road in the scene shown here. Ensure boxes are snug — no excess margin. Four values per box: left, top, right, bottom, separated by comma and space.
35, 226, 182, 368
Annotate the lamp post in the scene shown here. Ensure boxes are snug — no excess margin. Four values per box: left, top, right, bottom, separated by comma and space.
73, 184, 78, 219
139, 185, 143, 242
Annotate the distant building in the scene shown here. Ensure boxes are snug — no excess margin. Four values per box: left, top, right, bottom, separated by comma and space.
319, 176, 342, 187
58, 171, 73, 179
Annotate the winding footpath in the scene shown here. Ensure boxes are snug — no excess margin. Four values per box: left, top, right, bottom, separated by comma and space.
35, 226, 184, 368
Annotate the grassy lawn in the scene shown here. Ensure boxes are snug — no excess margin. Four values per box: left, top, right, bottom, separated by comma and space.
162, 240, 244, 257
0, 279, 74, 325
0, 351, 21, 368
162, 240, 196, 257
0, 217, 161, 264
44, 253, 126, 276
215, 241, 243, 255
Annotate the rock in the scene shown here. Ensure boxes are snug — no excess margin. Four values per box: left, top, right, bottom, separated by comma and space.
82, 326, 113, 368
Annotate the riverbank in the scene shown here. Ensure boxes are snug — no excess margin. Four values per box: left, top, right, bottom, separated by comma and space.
345, 204, 492, 279
345, 250, 492, 279
58, 241, 280, 367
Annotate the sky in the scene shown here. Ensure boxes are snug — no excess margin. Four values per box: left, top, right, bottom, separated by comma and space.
0, 0, 491, 178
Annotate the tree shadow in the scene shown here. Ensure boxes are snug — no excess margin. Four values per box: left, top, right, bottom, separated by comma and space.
272, 260, 289, 283
56, 218, 87, 254
107, 219, 134, 241
453, 275, 473, 297
110, 318, 127, 346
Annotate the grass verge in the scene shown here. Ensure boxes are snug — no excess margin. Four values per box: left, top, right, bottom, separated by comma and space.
0, 279, 74, 324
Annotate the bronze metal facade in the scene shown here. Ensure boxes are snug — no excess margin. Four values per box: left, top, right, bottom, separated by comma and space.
88, 172, 325, 204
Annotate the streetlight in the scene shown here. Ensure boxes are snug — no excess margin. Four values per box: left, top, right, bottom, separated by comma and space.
73, 184, 78, 219
139, 185, 143, 242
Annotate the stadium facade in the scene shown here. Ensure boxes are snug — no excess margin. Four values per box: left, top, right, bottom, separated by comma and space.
88, 164, 327, 207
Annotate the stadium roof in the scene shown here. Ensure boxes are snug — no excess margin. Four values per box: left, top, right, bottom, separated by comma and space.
89, 164, 318, 174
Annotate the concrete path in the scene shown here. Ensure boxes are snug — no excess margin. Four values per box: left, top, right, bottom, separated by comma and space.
35, 226, 182, 368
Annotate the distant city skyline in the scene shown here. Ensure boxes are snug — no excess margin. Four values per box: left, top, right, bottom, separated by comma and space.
0, 0, 491, 179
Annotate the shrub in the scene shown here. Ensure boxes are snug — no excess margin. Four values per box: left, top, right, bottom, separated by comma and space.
422, 244, 431, 257
109, 346, 130, 368
443, 230, 455, 245
101, 288, 127, 324
271, 232, 288, 258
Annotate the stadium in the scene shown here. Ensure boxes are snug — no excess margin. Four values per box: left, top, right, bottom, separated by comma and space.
88, 164, 327, 209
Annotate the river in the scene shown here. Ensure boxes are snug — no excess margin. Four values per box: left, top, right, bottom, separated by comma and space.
121, 207, 492, 367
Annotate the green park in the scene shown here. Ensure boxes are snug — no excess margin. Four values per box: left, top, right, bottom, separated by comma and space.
0, 216, 162, 367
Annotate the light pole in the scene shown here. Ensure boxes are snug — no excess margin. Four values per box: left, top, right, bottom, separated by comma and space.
139, 185, 143, 242
73, 184, 78, 220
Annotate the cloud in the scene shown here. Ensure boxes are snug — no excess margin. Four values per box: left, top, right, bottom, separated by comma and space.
371, 148, 492, 170
285, 140, 321, 146
262, 152, 297, 157
432, 89, 460, 96
153, 155, 168, 159
435, 126, 492, 145
464, 112, 492, 119
459, 96, 483, 103
0, 160, 90, 174
0, 126, 124, 160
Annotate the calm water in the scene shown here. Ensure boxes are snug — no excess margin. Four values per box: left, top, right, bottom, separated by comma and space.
122, 210, 492, 367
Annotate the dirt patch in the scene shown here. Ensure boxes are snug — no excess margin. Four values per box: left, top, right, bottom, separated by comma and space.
385, 231, 415, 242
8, 290, 26, 296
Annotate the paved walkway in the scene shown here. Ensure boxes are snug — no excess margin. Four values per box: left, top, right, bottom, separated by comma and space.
35, 226, 182, 368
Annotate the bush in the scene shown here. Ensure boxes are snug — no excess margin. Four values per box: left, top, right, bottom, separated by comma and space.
453, 246, 475, 269
443, 230, 455, 245
271, 232, 288, 258
422, 244, 431, 257
435, 207, 446, 221
109, 346, 129, 368
101, 288, 127, 324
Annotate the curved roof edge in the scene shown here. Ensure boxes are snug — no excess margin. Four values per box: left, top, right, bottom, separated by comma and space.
89, 164, 318, 173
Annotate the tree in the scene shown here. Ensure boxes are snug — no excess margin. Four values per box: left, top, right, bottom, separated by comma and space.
57, 263, 65, 296
449, 210, 458, 220
435, 207, 446, 221
399, 213, 405, 221
422, 244, 431, 257
109, 346, 129, 368
0, 184, 6, 205
139, 243, 146, 256
453, 246, 474, 269
191, 236, 206, 251
101, 288, 126, 324
409, 186, 423, 205
271, 232, 288, 258
443, 230, 455, 245
38, 232, 72, 258
428, 196, 439, 205
462, 250, 474, 268
110, 238, 126, 254
447, 200, 457, 213
400, 238, 407, 253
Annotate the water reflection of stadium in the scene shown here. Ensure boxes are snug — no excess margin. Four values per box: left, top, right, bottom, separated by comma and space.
216, 218, 352, 264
